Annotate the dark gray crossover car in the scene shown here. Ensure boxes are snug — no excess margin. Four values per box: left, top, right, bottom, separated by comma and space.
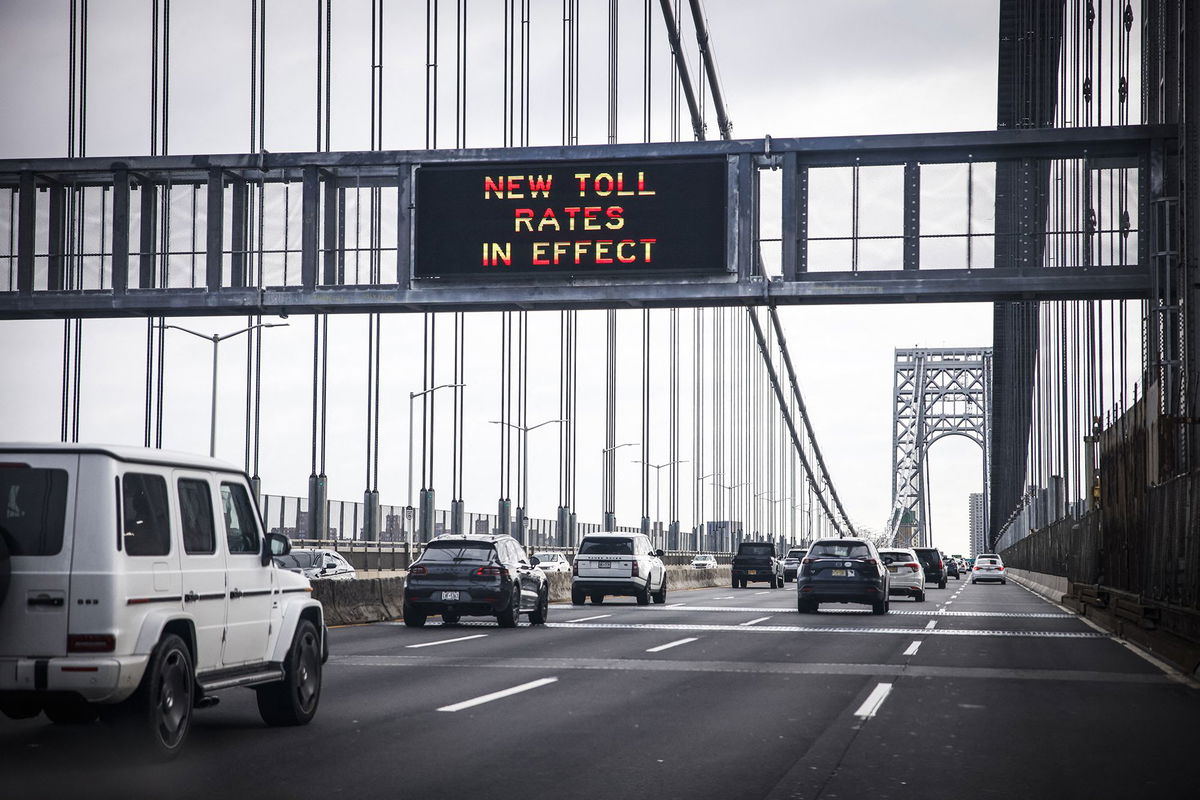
403, 534, 549, 628
796, 537, 890, 615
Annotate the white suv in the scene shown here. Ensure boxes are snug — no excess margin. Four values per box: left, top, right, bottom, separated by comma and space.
0, 444, 325, 758
571, 533, 666, 606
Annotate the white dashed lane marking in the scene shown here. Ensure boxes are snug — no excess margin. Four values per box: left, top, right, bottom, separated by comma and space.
926, 620, 938, 629
437, 677, 559, 712
569, 614, 612, 623
646, 637, 700, 653
405, 634, 489, 649
854, 683, 893, 719
739, 616, 773, 627
903, 640, 922, 656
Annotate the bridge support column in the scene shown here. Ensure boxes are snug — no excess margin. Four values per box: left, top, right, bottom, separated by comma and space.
450, 499, 464, 535
603, 511, 616, 532
556, 506, 569, 547
419, 488, 435, 542
568, 512, 578, 548
307, 473, 328, 540
669, 521, 680, 551
514, 507, 527, 546
498, 498, 511, 536
363, 489, 380, 542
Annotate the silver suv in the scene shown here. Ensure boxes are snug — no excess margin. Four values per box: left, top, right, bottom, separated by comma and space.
0, 444, 325, 758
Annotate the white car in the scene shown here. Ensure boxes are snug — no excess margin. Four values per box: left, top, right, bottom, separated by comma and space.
690, 553, 718, 569
971, 555, 1007, 584
532, 552, 571, 574
571, 533, 667, 606
878, 548, 926, 601
275, 548, 357, 580
0, 443, 325, 758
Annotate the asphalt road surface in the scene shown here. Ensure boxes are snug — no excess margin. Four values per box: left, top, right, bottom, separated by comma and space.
4, 579, 1198, 799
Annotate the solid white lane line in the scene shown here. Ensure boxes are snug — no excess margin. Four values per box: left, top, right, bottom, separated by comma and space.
754, 591, 771, 596
570, 614, 612, 623
405, 634, 489, 649
438, 677, 559, 712
646, 637, 700, 653
854, 682, 893, 719
903, 641, 922, 656
713, 596, 735, 600
664, 603, 687, 608
926, 620, 938, 629
739, 616, 773, 626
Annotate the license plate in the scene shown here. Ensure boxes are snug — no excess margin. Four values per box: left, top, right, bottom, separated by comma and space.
831, 569, 850, 577
441, 591, 460, 601
887, 566, 898, 573
599, 562, 611, 569
748, 570, 757, 575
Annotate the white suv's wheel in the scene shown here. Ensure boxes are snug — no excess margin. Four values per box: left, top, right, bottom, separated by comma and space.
112, 633, 194, 759
257, 619, 322, 726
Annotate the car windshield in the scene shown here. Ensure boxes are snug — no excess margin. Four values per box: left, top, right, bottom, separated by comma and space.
914, 550, 941, 565
785, 551, 805, 559
879, 551, 910, 562
810, 541, 871, 559
579, 538, 634, 555
422, 541, 496, 561
533, 553, 558, 561
738, 544, 774, 556
274, 551, 320, 569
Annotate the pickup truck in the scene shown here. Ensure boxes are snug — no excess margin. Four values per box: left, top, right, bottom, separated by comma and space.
730, 541, 784, 588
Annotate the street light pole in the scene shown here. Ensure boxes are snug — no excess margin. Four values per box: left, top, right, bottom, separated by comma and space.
634, 459, 688, 533
490, 418, 567, 543
156, 322, 289, 457
408, 383, 465, 508
601, 441, 638, 531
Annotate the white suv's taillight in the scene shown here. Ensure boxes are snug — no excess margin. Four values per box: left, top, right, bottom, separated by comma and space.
631, 560, 640, 578
67, 634, 115, 653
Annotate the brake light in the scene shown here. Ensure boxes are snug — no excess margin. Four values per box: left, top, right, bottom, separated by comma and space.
802, 558, 814, 564
475, 565, 508, 578
631, 560, 640, 577
863, 558, 878, 566
973, 566, 981, 571
938, 560, 944, 569
996, 566, 1004, 571
905, 563, 920, 570
408, 565, 428, 576
67, 634, 115, 653
572, 560, 579, 576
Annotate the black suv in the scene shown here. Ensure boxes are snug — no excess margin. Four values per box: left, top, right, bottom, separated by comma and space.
731, 541, 784, 588
913, 547, 948, 589
945, 558, 961, 579
403, 534, 549, 628
796, 538, 890, 614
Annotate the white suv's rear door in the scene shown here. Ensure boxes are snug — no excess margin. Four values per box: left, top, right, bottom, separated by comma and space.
0, 452, 78, 658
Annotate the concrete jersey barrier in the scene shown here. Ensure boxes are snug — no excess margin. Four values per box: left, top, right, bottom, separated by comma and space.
314, 565, 734, 626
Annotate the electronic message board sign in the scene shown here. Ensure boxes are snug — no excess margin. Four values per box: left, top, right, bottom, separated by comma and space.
414, 157, 728, 280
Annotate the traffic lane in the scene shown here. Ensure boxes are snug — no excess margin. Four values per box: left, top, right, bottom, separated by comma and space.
1, 658, 883, 800
367, 661, 876, 800
810, 676, 1200, 800
908, 634, 1159, 675
330, 614, 916, 668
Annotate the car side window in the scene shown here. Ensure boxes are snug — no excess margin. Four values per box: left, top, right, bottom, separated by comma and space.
178, 478, 216, 555
509, 540, 527, 564
122, 473, 171, 556
220, 482, 261, 555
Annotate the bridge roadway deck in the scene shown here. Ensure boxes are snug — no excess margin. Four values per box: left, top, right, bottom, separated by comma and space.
4, 580, 1197, 798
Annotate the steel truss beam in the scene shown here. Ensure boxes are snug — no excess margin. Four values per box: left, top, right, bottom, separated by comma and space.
0, 125, 1172, 321
889, 348, 993, 548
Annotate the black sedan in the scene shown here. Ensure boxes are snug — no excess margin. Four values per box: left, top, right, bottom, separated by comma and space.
403, 534, 550, 628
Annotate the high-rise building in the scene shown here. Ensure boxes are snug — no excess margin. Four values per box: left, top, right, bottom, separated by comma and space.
968, 493, 986, 556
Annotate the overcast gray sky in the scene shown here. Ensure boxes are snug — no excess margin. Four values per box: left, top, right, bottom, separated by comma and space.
0, 0, 1000, 555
